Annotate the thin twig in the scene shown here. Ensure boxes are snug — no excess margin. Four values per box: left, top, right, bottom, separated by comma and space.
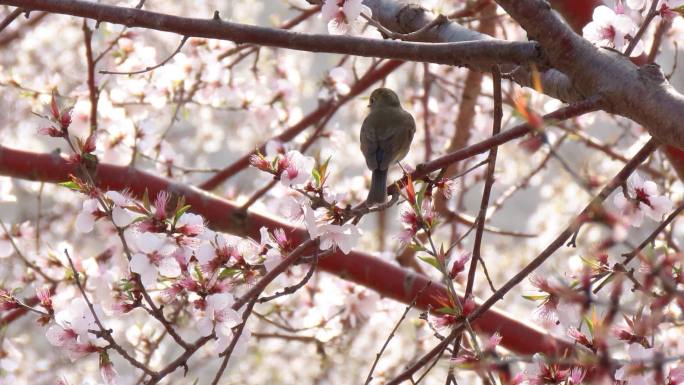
258, 249, 319, 303
64, 249, 156, 376
100, 36, 189, 75
0, 7, 23, 33
592, 200, 684, 294
624, 0, 660, 56
83, 20, 99, 134
364, 282, 432, 385
211, 298, 258, 385
465, 66, 502, 297
386, 138, 660, 384
0, 219, 56, 283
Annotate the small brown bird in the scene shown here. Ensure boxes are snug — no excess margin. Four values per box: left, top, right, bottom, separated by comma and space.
360, 88, 416, 205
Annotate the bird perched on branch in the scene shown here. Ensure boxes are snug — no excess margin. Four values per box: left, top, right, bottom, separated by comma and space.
360, 88, 416, 205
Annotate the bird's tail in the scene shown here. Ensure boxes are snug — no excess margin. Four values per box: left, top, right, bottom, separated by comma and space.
367, 169, 388, 205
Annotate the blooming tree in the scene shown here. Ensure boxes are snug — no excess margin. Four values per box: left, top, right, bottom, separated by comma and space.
1, 0, 684, 384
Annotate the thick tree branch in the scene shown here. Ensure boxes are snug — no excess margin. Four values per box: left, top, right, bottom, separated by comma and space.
2, 0, 540, 67
495, 0, 684, 149
0, 144, 575, 356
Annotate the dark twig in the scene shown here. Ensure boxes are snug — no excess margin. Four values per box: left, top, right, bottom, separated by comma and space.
64, 249, 155, 376
364, 282, 432, 385
387, 138, 660, 384
0, 219, 56, 283
592, 200, 684, 294
233, 239, 315, 310
83, 20, 99, 134
100, 36, 189, 75
258, 248, 319, 303
211, 298, 258, 385
465, 66, 502, 297
0, 7, 22, 33
624, 0, 660, 57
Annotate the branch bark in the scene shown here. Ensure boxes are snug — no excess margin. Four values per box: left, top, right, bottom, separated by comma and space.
495, 0, 684, 149
0, 144, 576, 356
2, 0, 540, 67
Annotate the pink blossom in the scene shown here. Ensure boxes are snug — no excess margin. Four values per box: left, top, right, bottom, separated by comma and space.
37, 287, 53, 310
154, 190, 170, 220
613, 173, 672, 227
176, 212, 205, 237
196, 293, 242, 351
318, 223, 361, 255
105, 191, 137, 228
99, 353, 117, 385
321, 0, 371, 35
429, 312, 458, 330
280, 150, 315, 186
448, 251, 471, 279
130, 251, 181, 287
319, 67, 351, 99
38, 125, 63, 137
668, 365, 684, 385
615, 344, 656, 385
47, 298, 103, 361
569, 367, 586, 384
129, 231, 181, 286
583, 5, 643, 55
484, 332, 502, 352
75, 198, 101, 233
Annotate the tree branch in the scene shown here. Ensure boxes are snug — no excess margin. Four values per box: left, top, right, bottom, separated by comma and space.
3, 0, 540, 67
0, 144, 576, 356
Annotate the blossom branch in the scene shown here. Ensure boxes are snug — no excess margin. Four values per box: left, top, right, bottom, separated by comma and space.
464, 66, 502, 297
0, 7, 23, 33
63, 249, 156, 377
624, 0, 660, 57
82, 21, 98, 134
364, 281, 432, 385
391, 97, 602, 196
0, 144, 577, 356
211, 298, 258, 385
100, 35, 189, 76
494, 0, 684, 149
387, 137, 660, 384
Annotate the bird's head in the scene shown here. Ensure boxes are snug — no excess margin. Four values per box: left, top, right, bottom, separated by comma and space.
368, 88, 401, 108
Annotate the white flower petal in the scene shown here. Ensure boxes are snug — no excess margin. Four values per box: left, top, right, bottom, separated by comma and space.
75, 212, 95, 233
157, 257, 181, 278
137, 232, 167, 254
105, 191, 128, 206
112, 206, 135, 228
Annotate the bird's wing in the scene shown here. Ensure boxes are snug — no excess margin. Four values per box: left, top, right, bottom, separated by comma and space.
377, 109, 415, 169
360, 117, 380, 170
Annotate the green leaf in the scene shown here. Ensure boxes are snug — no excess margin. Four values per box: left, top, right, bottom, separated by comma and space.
82, 153, 98, 163
142, 189, 151, 211
418, 255, 440, 270
174, 205, 192, 223
312, 168, 321, 187
219, 268, 241, 279
119, 278, 134, 293
417, 180, 428, 208
58, 180, 80, 191
583, 314, 594, 336
522, 294, 548, 301
435, 306, 458, 315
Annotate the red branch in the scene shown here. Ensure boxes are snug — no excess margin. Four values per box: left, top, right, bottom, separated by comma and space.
0, 145, 575, 356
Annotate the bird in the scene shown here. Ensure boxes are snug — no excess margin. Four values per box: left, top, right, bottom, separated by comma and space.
360, 88, 416, 206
